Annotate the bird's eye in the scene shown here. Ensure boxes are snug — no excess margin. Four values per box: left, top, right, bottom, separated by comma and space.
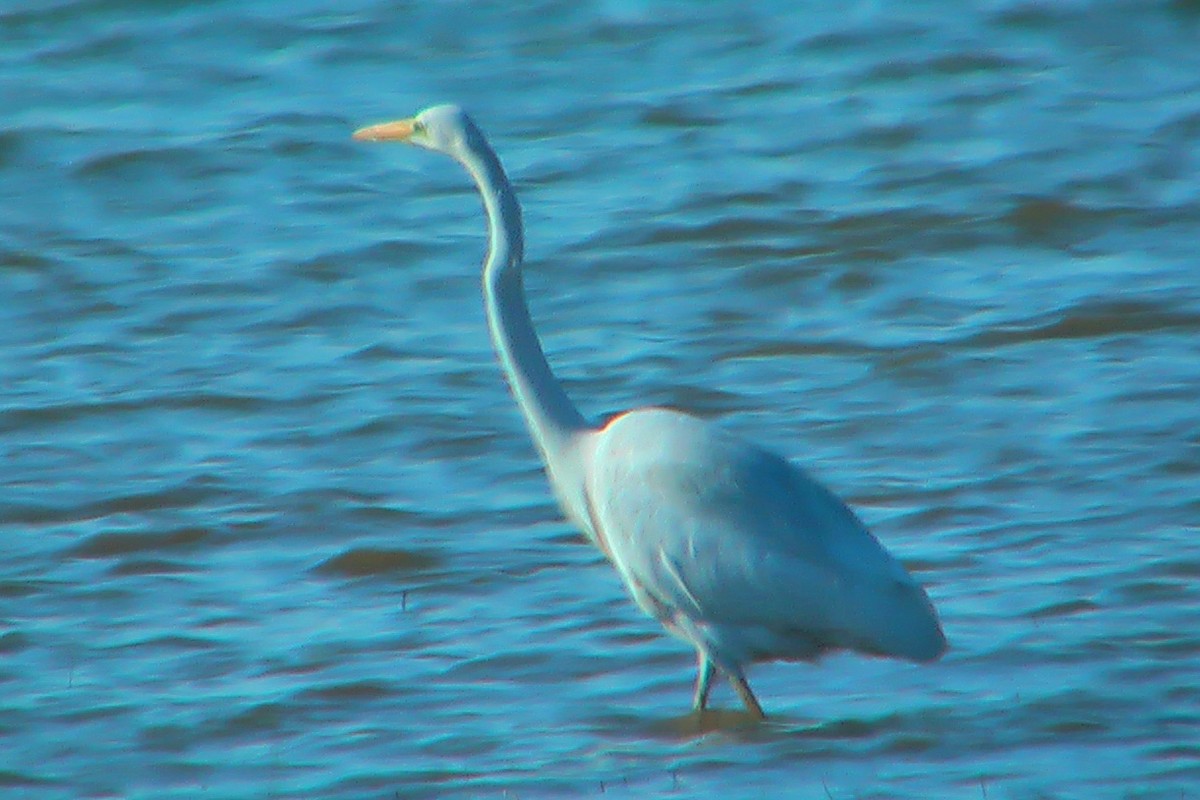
412, 120, 426, 135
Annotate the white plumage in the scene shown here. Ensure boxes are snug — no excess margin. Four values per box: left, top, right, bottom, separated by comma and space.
354, 104, 946, 717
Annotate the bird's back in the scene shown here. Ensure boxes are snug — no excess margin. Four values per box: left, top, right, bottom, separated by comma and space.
581, 408, 946, 667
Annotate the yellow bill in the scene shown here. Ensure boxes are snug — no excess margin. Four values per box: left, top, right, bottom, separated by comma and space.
352, 119, 417, 142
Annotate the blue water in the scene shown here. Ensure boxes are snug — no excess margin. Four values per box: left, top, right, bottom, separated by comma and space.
3, 1, 1199, 798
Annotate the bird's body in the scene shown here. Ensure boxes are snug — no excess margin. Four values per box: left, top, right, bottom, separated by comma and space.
583, 409, 944, 664
354, 105, 946, 717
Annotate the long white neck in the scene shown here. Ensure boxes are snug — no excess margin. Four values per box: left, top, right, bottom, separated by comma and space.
455, 136, 592, 467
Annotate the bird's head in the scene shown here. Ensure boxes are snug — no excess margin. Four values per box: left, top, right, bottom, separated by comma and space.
353, 103, 482, 159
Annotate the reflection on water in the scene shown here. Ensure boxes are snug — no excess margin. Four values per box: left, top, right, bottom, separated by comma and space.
2, 1, 1199, 798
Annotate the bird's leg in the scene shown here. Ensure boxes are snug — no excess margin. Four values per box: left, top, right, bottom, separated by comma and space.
729, 672, 766, 719
692, 653, 716, 711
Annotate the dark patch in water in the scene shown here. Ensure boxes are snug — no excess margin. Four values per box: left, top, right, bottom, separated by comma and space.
70, 526, 213, 558
314, 546, 439, 577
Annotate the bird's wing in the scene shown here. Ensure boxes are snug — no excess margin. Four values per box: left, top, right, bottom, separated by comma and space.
583, 409, 943, 661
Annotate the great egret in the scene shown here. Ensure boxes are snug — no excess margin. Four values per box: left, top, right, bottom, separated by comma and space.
353, 105, 946, 718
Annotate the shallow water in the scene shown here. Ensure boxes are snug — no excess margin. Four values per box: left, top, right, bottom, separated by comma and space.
2, 1, 1199, 798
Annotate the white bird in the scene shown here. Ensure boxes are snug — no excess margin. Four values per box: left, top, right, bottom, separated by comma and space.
353, 105, 946, 718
